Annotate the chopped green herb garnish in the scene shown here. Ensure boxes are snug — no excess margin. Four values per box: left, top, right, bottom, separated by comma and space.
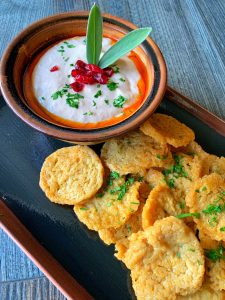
70, 63, 74, 67
41, 96, 46, 101
92, 100, 97, 106
112, 65, 120, 73
130, 202, 140, 205
195, 189, 200, 193
188, 248, 195, 252
205, 243, 225, 262
117, 184, 127, 200
96, 193, 104, 198
162, 154, 188, 189
108, 171, 120, 186
94, 90, 102, 98
176, 212, 200, 219
126, 177, 135, 185
119, 78, 126, 82
138, 176, 144, 182
57, 49, 65, 53
107, 80, 119, 91
63, 41, 75, 48
202, 203, 225, 215
201, 186, 207, 191
208, 216, 218, 227
127, 225, 132, 233
109, 175, 135, 201
220, 227, 225, 232
164, 177, 175, 189
156, 154, 168, 160
179, 202, 186, 209
113, 95, 127, 108
110, 187, 121, 194
96, 84, 101, 88
66, 93, 84, 109
104, 99, 109, 105
187, 152, 196, 156
106, 202, 112, 207
64, 57, 69, 62
83, 38, 86, 44
176, 252, 181, 258
51, 92, 61, 100
109, 171, 120, 183
52, 83, 71, 100
83, 111, 94, 116
80, 207, 89, 211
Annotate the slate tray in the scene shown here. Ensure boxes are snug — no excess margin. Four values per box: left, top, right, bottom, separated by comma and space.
0, 87, 225, 300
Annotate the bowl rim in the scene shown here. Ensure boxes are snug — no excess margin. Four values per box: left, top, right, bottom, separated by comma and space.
0, 11, 167, 142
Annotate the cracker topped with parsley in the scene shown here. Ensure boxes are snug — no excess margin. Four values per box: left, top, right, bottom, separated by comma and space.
73, 172, 141, 230
140, 113, 195, 148
186, 173, 225, 241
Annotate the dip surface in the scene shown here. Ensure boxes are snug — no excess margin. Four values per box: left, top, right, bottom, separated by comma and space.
29, 36, 146, 128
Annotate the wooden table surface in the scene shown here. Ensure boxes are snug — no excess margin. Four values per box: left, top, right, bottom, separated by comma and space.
0, 0, 225, 299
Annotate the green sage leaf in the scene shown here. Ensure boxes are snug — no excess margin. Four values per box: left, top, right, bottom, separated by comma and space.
86, 3, 103, 65
98, 27, 152, 68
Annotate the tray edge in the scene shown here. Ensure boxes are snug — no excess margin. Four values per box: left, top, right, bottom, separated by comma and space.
1, 86, 225, 299
0, 198, 94, 300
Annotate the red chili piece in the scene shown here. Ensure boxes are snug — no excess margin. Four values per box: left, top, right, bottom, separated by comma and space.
50, 65, 59, 72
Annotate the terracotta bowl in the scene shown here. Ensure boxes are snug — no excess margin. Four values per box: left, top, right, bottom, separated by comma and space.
0, 11, 167, 143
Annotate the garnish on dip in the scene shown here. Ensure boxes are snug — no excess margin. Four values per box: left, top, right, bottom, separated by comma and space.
27, 4, 152, 128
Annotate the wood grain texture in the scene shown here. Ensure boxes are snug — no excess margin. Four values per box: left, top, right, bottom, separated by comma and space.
1, 277, 66, 300
0, 0, 225, 299
0, 229, 42, 282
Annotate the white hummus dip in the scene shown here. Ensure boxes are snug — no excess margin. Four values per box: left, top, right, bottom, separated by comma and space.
32, 37, 141, 124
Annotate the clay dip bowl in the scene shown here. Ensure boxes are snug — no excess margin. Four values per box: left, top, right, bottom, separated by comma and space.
0, 12, 167, 144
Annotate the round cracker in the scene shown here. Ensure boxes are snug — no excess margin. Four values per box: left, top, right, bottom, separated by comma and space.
186, 173, 225, 241
98, 204, 143, 245
73, 177, 141, 231
208, 157, 225, 179
39, 145, 104, 205
140, 113, 195, 148
145, 168, 164, 188
142, 184, 184, 229
177, 282, 225, 300
101, 130, 172, 175
176, 141, 208, 158
115, 216, 205, 299
199, 231, 225, 292
175, 141, 216, 177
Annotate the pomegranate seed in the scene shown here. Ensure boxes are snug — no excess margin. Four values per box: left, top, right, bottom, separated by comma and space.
84, 70, 93, 76
75, 74, 96, 84
70, 82, 84, 92
50, 65, 59, 72
75, 60, 86, 70
85, 64, 103, 74
93, 73, 109, 84
71, 69, 85, 77
103, 67, 114, 77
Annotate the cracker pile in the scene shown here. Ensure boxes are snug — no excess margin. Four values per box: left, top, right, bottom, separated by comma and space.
40, 113, 225, 300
